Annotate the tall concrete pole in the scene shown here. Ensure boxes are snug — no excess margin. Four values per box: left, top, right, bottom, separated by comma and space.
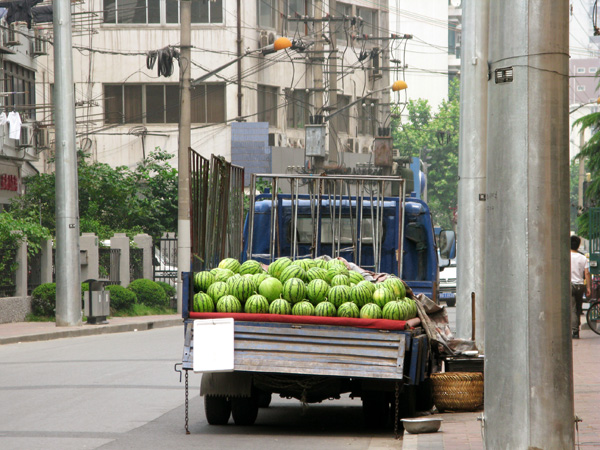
54, 0, 82, 326
456, 0, 489, 346
578, 129, 585, 212
177, 0, 192, 314
484, 2, 573, 448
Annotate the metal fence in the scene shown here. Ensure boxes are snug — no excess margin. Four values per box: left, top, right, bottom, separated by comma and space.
99, 248, 121, 284
154, 235, 177, 286
130, 248, 144, 281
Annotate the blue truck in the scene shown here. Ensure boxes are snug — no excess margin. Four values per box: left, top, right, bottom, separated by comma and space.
181, 174, 449, 431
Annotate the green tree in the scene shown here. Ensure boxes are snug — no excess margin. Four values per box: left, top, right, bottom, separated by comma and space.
392, 79, 460, 229
11, 148, 178, 240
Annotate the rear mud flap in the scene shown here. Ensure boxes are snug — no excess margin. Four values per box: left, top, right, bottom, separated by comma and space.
200, 372, 253, 398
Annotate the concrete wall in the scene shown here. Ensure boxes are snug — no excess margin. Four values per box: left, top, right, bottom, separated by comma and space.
0, 297, 32, 324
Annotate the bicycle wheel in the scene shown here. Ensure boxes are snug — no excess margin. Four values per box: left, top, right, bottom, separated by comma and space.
586, 301, 600, 335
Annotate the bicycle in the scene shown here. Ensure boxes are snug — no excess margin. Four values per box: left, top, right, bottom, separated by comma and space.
586, 300, 600, 335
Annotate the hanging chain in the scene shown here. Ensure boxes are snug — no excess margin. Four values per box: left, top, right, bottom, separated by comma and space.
185, 370, 190, 435
394, 381, 401, 439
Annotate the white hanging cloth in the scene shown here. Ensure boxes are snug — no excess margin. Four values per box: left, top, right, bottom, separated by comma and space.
7, 111, 21, 140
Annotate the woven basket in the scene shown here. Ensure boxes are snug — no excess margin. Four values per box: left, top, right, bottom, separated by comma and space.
430, 372, 484, 412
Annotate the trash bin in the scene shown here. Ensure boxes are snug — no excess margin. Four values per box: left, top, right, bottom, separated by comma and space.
84, 279, 111, 324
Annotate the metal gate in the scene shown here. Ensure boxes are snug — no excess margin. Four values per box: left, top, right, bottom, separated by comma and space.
99, 248, 121, 284
190, 151, 245, 271
154, 234, 178, 286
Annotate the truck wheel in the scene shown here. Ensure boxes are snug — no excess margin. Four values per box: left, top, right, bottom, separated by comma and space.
204, 395, 231, 425
231, 395, 259, 425
446, 298, 456, 307
257, 391, 272, 408
362, 392, 390, 429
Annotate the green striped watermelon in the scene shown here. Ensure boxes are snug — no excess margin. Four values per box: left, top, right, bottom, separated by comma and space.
360, 303, 383, 319
348, 271, 365, 284
226, 274, 243, 289
372, 287, 395, 309
244, 294, 269, 313
194, 271, 214, 293
268, 257, 293, 278
306, 267, 328, 282
216, 295, 242, 313
327, 259, 347, 270
327, 285, 351, 308
292, 301, 315, 316
258, 277, 283, 303
239, 259, 264, 275
314, 258, 328, 269
357, 280, 376, 294
230, 277, 257, 303
349, 284, 372, 308
325, 266, 348, 283
382, 300, 407, 320
218, 258, 241, 273
314, 301, 336, 317
337, 302, 359, 318
212, 268, 235, 282
207, 281, 229, 302
383, 277, 406, 299
252, 272, 270, 287
402, 298, 418, 319
282, 278, 306, 304
307, 279, 329, 305
279, 265, 307, 283
331, 274, 351, 286
193, 292, 214, 312
269, 298, 292, 315
295, 259, 314, 272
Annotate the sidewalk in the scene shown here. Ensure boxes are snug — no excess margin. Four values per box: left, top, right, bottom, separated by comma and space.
1, 316, 598, 449
402, 328, 600, 449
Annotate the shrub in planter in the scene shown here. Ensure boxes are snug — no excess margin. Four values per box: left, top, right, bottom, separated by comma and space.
106, 285, 137, 312
31, 283, 57, 317
127, 279, 168, 308
155, 281, 176, 299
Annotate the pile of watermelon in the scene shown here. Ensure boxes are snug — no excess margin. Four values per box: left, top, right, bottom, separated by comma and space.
191, 257, 418, 321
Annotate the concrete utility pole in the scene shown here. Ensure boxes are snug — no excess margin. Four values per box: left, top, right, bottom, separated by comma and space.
484, 2, 574, 448
54, 0, 82, 326
177, 0, 192, 314
456, 0, 489, 346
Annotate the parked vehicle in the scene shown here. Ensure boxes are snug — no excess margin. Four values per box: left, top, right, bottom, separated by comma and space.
439, 261, 456, 307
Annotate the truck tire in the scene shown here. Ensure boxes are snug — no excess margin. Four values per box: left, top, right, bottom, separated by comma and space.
446, 298, 456, 307
231, 395, 259, 425
362, 392, 390, 429
257, 391, 272, 408
204, 395, 231, 425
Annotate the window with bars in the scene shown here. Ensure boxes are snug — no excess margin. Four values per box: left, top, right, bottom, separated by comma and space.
3, 62, 35, 119
285, 89, 310, 129
104, 83, 225, 124
258, 84, 278, 127
103, 0, 223, 24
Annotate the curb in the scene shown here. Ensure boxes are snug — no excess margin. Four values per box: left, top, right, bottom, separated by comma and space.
0, 318, 183, 345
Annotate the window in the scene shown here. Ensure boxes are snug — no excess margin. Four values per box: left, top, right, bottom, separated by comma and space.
258, 85, 278, 126
577, 67, 585, 73
358, 100, 377, 135
258, 0, 277, 28
590, 67, 598, 73
577, 85, 586, 92
333, 94, 350, 134
356, 6, 378, 38
104, 83, 225, 124
285, 89, 309, 129
286, 0, 311, 35
104, 0, 223, 24
335, 3, 353, 41
295, 217, 383, 244
3, 61, 35, 118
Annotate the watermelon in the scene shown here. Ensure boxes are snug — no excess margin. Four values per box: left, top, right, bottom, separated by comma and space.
282, 278, 306, 304
269, 298, 292, 315
360, 303, 383, 319
239, 259, 263, 275
295, 259, 314, 272
230, 277, 257, 303
382, 300, 406, 320
349, 284, 372, 308
258, 277, 283, 303
337, 302, 359, 318
279, 264, 307, 283
372, 287, 395, 309
252, 272, 270, 287
244, 294, 270, 313
327, 285, 351, 308
314, 301, 337, 317
268, 257, 293, 278
194, 271, 214, 292
193, 292, 214, 312
226, 274, 243, 289
383, 277, 406, 299
331, 274, 351, 287
306, 267, 328, 282
218, 258, 241, 273
314, 258, 328, 269
348, 271, 365, 284
325, 266, 348, 283
292, 301, 315, 316
327, 259, 347, 270
307, 279, 329, 305
207, 281, 229, 302
357, 280, 376, 294
402, 298, 418, 319
213, 268, 234, 282
216, 295, 242, 313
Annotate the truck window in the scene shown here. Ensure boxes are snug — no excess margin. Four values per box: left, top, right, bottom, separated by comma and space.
292, 217, 384, 245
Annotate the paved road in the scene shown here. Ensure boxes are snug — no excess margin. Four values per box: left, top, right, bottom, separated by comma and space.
0, 326, 401, 450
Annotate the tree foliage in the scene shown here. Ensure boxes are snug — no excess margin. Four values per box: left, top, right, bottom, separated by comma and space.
392, 79, 460, 229
10, 148, 178, 241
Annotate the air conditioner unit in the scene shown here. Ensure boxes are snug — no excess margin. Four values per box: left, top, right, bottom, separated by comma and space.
18, 126, 32, 148
392, 149, 400, 158
5, 23, 19, 46
259, 30, 269, 48
36, 128, 49, 148
345, 137, 356, 153
32, 28, 47, 56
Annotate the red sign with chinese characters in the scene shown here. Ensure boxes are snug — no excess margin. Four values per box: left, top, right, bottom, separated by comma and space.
0, 174, 18, 191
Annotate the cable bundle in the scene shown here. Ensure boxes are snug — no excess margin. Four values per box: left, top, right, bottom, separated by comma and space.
146, 47, 181, 77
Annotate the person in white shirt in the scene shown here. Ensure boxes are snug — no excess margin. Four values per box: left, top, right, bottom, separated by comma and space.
571, 235, 590, 339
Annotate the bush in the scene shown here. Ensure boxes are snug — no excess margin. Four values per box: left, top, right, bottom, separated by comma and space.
127, 279, 168, 308
31, 283, 56, 316
155, 281, 176, 299
106, 285, 137, 312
